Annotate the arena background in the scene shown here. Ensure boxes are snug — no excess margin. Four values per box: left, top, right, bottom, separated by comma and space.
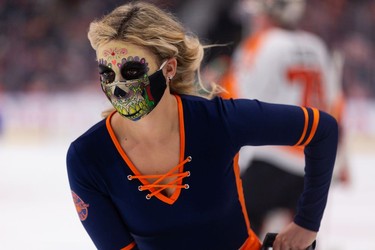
1, 0, 374, 249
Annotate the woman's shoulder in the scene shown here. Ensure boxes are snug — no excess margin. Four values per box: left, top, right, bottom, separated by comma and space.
179, 94, 222, 112
69, 118, 108, 151
179, 94, 227, 106
179, 94, 259, 111
179, 95, 262, 124
179, 94, 208, 102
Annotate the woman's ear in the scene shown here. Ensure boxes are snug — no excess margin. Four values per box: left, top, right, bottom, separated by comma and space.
164, 58, 177, 80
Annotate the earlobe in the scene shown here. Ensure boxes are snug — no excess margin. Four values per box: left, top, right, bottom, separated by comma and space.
165, 58, 177, 79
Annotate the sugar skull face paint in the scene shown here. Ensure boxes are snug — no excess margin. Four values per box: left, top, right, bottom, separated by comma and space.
97, 41, 168, 121
99, 57, 167, 121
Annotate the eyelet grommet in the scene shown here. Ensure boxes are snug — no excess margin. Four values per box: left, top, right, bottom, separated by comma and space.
138, 185, 143, 191
127, 175, 132, 180
184, 184, 190, 189
187, 156, 192, 162
145, 194, 151, 200
186, 171, 191, 177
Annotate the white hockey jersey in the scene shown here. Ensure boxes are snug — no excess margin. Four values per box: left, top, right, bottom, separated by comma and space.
223, 28, 341, 175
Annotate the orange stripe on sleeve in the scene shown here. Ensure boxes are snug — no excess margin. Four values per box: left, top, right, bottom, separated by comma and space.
302, 108, 320, 146
294, 107, 309, 146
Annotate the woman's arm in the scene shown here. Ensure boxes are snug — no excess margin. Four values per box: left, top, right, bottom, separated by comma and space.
223, 98, 338, 248
67, 144, 138, 250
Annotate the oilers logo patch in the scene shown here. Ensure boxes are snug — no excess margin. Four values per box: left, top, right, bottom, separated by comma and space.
71, 191, 89, 221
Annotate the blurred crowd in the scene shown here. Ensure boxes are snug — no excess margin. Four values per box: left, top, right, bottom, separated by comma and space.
0, 0, 374, 99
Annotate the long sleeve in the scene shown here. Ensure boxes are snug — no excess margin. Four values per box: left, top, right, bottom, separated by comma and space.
295, 110, 338, 231
67, 144, 138, 250
221, 98, 338, 231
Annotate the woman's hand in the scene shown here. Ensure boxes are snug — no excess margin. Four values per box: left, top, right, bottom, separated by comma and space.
272, 222, 317, 250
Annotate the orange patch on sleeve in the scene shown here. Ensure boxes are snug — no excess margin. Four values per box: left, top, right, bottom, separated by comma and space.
71, 191, 89, 221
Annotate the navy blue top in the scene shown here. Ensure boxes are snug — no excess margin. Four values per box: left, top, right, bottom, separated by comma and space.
67, 95, 338, 250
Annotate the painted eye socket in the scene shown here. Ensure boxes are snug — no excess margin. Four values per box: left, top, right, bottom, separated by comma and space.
126, 69, 139, 77
121, 61, 148, 80
98, 64, 116, 84
100, 71, 115, 84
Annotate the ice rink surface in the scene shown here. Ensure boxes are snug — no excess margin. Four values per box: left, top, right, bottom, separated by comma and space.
0, 92, 374, 249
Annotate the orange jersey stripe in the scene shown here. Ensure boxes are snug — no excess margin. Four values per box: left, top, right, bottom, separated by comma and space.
176, 95, 186, 163
294, 107, 309, 146
233, 153, 262, 250
302, 108, 320, 146
121, 241, 136, 250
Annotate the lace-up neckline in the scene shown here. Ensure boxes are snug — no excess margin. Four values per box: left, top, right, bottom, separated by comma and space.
127, 156, 192, 200
106, 95, 188, 204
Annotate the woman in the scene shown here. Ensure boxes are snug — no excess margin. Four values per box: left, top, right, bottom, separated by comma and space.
66, 2, 338, 250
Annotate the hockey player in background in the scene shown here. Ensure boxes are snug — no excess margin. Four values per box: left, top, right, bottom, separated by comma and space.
220, 0, 350, 238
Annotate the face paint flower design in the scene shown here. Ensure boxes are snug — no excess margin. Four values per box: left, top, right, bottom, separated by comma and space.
102, 47, 128, 68
99, 56, 150, 74
103, 47, 128, 60
98, 58, 110, 68
116, 56, 150, 72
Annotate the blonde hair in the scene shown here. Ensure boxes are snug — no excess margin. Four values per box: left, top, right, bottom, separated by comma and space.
88, 1, 222, 108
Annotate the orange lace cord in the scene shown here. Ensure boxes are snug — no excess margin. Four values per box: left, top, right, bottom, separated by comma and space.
127, 156, 192, 200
